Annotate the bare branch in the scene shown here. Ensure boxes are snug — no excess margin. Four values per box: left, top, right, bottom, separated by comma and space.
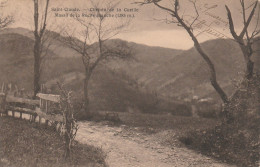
188, 0, 199, 31
225, 5, 240, 40
57, 82, 78, 159
0, 0, 14, 30
240, 0, 250, 40
226, 1, 258, 79
61, 30, 87, 55
59, 0, 133, 112
239, 0, 258, 38
251, 5, 260, 39
0, 15, 13, 29
137, 0, 229, 104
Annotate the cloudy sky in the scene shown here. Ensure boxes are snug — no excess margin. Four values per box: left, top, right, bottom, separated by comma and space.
3, 0, 259, 49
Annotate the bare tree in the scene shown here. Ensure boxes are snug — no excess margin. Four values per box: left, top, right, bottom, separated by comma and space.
33, 0, 50, 98
61, 0, 132, 112
0, 0, 13, 30
57, 83, 78, 159
135, 0, 260, 121
226, 0, 259, 80
135, 0, 229, 105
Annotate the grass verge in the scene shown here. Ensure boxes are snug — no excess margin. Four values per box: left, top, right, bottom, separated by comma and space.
179, 117, 260, 167
118, 112, 218, 133
0, 116, 107, 167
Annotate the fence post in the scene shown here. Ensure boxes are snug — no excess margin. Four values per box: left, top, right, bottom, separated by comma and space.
39, 116, 41, 124
45, 119, 49, 127
0, 93, 6, 116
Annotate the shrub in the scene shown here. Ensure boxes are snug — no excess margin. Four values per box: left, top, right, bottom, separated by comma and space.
180, 116, 260, 167
169, 104, 192, 117
75, 110, 121, 124
197, 109, 218, 118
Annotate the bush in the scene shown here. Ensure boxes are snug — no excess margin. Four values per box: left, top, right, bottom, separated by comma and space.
171, 104, 192, 116
75, 110, 121, 124
0, 117, 107, 167
180, 117, 260, 167
197, 109, 217, 118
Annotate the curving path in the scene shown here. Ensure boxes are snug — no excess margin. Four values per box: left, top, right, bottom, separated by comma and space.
76, 122, 234, 167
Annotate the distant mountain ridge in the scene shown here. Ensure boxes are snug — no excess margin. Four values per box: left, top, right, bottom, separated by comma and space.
108, 38, 247, 101
0, 28, 182, 111
1, 27, 256, 111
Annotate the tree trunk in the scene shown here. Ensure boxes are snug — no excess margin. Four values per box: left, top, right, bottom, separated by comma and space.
64, 131, 71, 159
193, 40, 231, 120
246, 59, 254, 80
0, 93, 6, 115
33, 37, 41, 99
174, 8, 232, 121
238, 43, 255, 80
83, 74, 90, 113
64, 116, 72, 159
174, 14, 229, 105
33, 0, 41, 99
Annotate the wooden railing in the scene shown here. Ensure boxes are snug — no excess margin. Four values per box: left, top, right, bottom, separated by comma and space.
0, 92, 65, 135
35, 93, 63, 123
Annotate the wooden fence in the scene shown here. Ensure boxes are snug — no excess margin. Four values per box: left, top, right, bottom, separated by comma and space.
0, 92, 65, 135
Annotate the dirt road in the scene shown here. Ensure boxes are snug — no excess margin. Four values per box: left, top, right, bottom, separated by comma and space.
76, 122, 234, 167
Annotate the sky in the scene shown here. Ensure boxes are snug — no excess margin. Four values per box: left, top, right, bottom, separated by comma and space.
2, 0, 259, 49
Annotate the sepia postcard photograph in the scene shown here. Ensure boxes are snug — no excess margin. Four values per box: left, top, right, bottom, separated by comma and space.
0, 0, 259, 166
